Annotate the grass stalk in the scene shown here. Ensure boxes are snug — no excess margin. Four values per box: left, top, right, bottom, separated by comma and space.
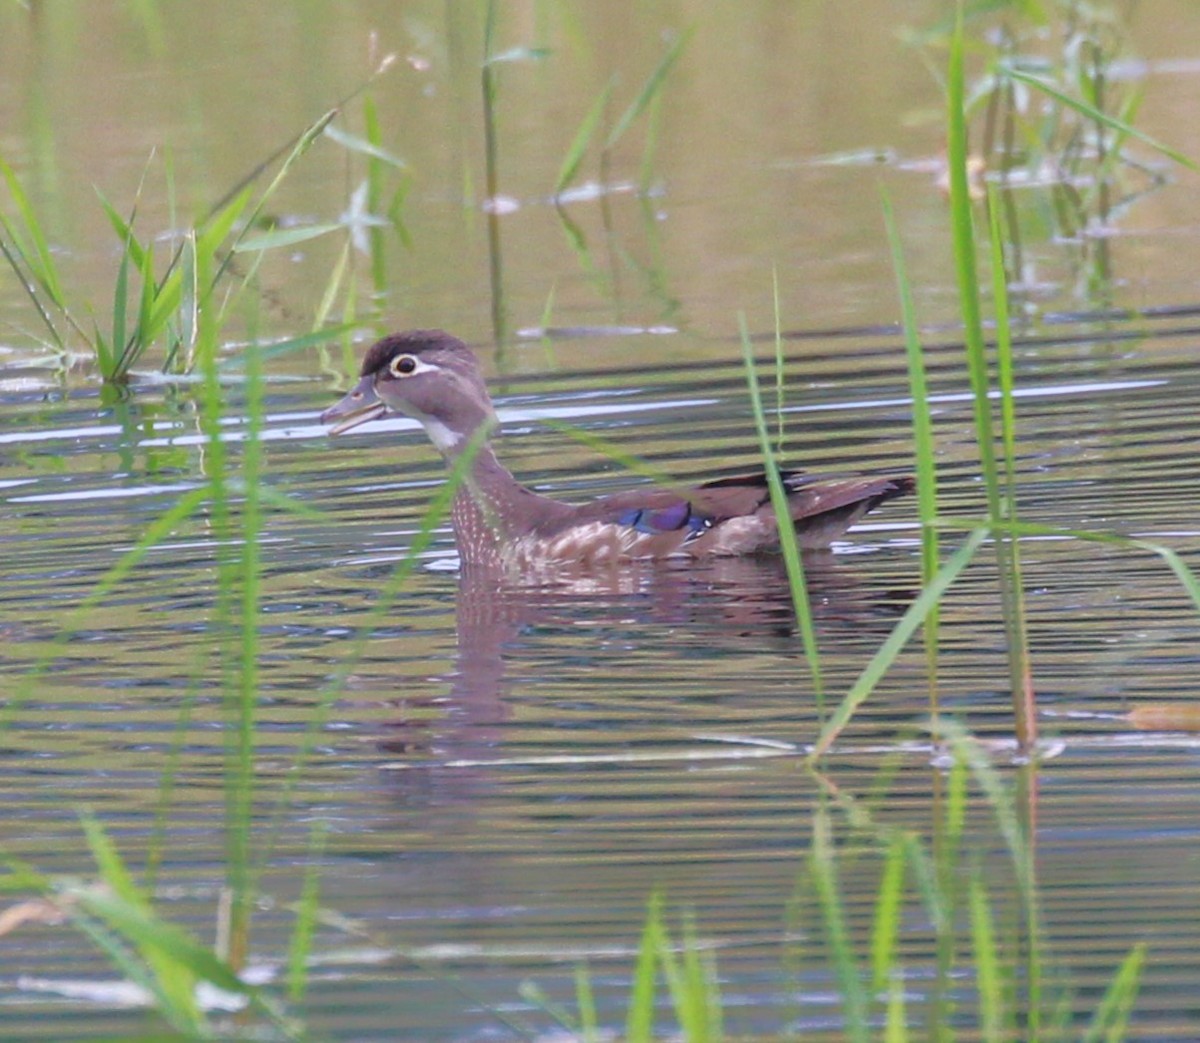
810, 808, 869, 1043
625, 892, 662, 1043
738, 312, 823, 704
947, 2, 1036, 751
969, 875, 1005, 1043
481, 0, 509, 350
882, 188, 941, 713
810, 526, 988, 759
191, 228, 250, 970
885, 972, 908, 1043
555, 77, 616, 195
230, 328, 265, 970
574, 962, 600, 1043
602, 29, 691, 155
870, 835, 907, 992
287, 821, 328, 1002
771, 268, 786, 455
1081, 943, 1146, 1043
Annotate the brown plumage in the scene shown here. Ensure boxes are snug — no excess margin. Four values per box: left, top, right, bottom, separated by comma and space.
321, 330, 913, 569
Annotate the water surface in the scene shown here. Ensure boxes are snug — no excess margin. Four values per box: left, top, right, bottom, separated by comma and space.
5, 2, 1200, 1039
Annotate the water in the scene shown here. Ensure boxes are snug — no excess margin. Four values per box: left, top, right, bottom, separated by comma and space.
5, 2, 1200, 1040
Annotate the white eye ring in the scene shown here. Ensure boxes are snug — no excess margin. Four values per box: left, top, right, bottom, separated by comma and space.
390, 354, 419, 377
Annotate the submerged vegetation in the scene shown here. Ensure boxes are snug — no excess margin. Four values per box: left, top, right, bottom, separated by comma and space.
0, 0, 1196, 1038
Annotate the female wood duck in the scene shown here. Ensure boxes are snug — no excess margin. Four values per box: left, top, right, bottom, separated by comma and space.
321, 330, 913, 570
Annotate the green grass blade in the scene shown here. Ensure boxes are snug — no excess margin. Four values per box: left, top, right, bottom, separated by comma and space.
362, 92, 390, 291
79, 814, 202, 1025
67, 907, 193, 1032
233, 222, 344, 253
604, 29, 692, 151
221, 110, 338, 272
575, 963, 599, 1043
882, 187, 940, 688
1082, 944, 1147, 1043
948, 2, 1036, 748
219, 322, 359, 369
986, 188, 1019, 514
287, 820, 327, 1002
638, 88, 666, 192
95, 187, 149, 270
556, 77, 615, 193
538, 418, 677, 486
0, 152, 66, 306
885, 969, 908, 1043
230, 338, 265, 957
1005, 66, 1195, 170
898, 832, 950, 936
172, 229, 198, 371
324, 122, 407, 169
937, 513, 1200, 617
738, 313, 823, 702
77, 889, 249, 995
985, 184, 1035, 738
0, 232, 65, 349
810, 526, 989, 759
871, 835, 907, 991
811, 808, 869, 1043
114, 237, 156, 376
313, 238, 352, 330
518, 979, 580, 1035
659, 911, 720, 1042
969, 875, 1004, 1043
947, 5, 1000, 516
626, 893, 663, 1043
934, 719, 1036, 903
110, 237, 129, 381
772, 269, 786, 454
196, 185, 254, 260
78, 815, 143, 909
942, 749, 968, 889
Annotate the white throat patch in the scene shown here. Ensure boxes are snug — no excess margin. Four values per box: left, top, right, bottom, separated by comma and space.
422, 417, 464, 453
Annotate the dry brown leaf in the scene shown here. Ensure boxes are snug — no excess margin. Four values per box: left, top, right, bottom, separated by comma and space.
1128, 703, 1200, 732
0, 897, 69, 937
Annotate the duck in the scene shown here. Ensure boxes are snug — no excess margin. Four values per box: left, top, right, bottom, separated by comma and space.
320, 329, 913, 570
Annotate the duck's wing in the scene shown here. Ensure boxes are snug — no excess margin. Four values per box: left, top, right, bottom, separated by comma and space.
531, 470, 912, 559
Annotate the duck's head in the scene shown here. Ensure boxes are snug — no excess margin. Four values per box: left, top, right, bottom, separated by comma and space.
320, 329, 498, 455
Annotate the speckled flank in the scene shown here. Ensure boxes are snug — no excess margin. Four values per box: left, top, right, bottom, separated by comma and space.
506, 522, 653, 569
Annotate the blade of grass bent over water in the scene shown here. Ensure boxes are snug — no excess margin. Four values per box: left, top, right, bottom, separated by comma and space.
882, 187, 941, 713
1005, 65, 1196, 171
603, 28, 692, 152
809, 526, 989, 760
556, 77, 616, 194
738, 313, 823, 704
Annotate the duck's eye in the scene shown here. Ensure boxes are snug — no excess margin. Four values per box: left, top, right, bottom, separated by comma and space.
390, 354, 418, 377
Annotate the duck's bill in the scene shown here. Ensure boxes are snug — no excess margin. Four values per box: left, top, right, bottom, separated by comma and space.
320, 376, 388, 435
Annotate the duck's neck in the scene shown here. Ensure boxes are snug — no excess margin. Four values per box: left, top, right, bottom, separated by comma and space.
422, 408, 572, 566
447, 442, 513, 561
434, 431, 551, 567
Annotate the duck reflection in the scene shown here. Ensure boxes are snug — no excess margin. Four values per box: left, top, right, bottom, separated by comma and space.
375, 552, 912, 760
